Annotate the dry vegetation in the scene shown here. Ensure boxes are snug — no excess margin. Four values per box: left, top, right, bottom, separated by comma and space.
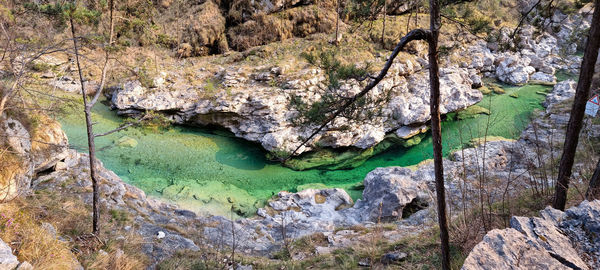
0, 188, 148, 269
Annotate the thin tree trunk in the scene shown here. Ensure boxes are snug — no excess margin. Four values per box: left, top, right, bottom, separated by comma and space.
586, 158, 600, 200
335, 0, 340, 46
68, 0, 115, 235
428, 0, 450, 269
382, 0, 386, 45
69, 17, 100, 235
553, 0, 600, 211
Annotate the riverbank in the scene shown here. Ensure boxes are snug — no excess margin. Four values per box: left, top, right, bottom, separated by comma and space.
58, 79, 555, 217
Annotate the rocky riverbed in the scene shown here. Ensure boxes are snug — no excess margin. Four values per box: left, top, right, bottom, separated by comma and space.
1, 75, 587, 267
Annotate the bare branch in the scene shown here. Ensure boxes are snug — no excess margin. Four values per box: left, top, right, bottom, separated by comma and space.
283, 29, 431, 161
511, 0, 545, 39
90, 0, 115, 107
94, 114, 148, 138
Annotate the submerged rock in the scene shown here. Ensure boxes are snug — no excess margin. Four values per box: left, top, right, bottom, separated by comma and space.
116, 136, 138, 148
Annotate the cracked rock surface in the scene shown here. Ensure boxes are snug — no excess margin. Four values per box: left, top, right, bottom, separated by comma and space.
462, 200, 600, 270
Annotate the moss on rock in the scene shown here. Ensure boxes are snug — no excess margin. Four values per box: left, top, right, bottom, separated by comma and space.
456, 105, 491, 120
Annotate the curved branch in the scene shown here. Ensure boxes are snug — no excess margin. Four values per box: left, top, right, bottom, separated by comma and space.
511, 0, 546, 39
283, 29, 431, 161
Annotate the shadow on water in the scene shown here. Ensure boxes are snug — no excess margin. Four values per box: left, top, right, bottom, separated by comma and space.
174, 125, 268, 171
213, 137, 267, 171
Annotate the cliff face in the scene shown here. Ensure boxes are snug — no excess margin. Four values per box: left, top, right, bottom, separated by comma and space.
107, 59, 483, 160
0, 116, 68, 201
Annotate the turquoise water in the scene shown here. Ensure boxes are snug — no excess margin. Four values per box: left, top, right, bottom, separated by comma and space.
59, 83, 550, 217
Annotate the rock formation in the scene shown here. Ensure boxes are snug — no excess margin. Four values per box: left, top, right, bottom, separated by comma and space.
463, 200, 600, 270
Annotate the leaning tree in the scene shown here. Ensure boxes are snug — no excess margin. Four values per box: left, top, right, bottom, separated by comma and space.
286, 0, 451, 267
553, 0, 600, 211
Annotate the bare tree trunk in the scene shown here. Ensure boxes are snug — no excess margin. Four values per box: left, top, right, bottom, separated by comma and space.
428, 0, 450, 269
553, 0, 600, 211
69, 17, 100, 235
586, 158, 600, 200
68, 0, 115, 235
335, 0, 341, 46
382, 0, 387, 45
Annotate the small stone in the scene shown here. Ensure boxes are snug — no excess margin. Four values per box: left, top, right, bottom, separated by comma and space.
236, 264, 253, 270
116, 136, 138, 148
315, 246, 332, 255
55, 161, 67, 171
16, 261, 34, 270
256, 208, 268, 218
114, 249, 124, 259
124, 225, 132, 231
358, 258, 371, 267
41, 71, 55, 78
41, 222, 57, 239
381, 252, 408, 265
156, 231, 166, 239
97, 250, 108, 257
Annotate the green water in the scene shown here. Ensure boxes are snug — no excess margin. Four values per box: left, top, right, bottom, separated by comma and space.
59, 83, 550, 217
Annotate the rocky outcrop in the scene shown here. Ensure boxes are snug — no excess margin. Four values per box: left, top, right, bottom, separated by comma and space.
0, 238, 19, 270
544, 79, 577, 110
460, 5, 588, 86
0, 117, 77, 268
0, 118, 32, 201
201, 182, 436, 255
108, 61, 482, 165
0, 116, 67, 201
462, 200, 600, 270
178, 1, 228, 57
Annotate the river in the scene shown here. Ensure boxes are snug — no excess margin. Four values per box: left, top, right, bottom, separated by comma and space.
59, 82, 552, 217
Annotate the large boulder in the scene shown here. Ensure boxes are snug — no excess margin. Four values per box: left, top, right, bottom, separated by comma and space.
529, 71, 556, 85
543, 79, 577, 109
463, 200, 600, 270
495, 53, 536, 85
0, 238, 19, 269
0, 118, 32, 201
349, 167, 431, 222
30, 115, 68, 172
462, 228, 573, 270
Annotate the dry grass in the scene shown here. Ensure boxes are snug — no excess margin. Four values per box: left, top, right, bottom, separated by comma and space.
0, 187, 148, 269
87, 248, 145, 270
0, 198, 80, 269
228, 4, 338, 52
